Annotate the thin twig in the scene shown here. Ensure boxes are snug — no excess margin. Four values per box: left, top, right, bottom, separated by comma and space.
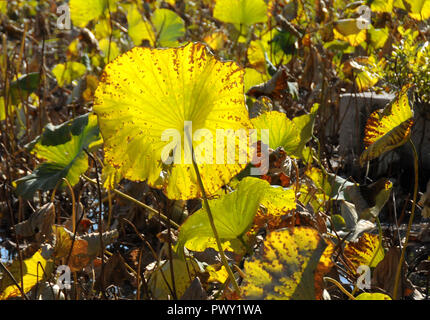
393, 139, 419, 299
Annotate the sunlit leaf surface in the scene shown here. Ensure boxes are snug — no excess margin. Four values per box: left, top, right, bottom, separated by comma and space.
333, 19, 367, 47
94, 42, 253, 200
344, 233, 384, 269
360, 86, 414, 166
251, 111, 300, 154
403, 0, 430, 20
213, 0, 268, 29
70, 0, 116, 28
242, 227, 333, 300
0, 250, 54, 300
355, 292, 392, 300
176, 177, 271, 256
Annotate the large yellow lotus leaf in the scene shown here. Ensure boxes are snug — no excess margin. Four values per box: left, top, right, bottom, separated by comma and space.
93, 42, 253, 200
359, 86, 414, 166
242, 227, 333, 300
344, 233, 384, 270
0, 250, 54, 300
333, 19, 367, 47
213, 0, 268, 29
251, 111, 301, 155
70, 0, 116, 28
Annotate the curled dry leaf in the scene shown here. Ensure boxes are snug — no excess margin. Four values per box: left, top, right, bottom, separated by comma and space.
14, 202, 55, 240
95, 252, 136, 292
50, 225, 118, 271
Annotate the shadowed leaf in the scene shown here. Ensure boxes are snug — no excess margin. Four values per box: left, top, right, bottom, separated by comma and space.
14, 113, 102, 199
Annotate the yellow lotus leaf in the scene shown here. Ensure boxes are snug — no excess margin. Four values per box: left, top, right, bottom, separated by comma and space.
148, 259, 199, 299
207, 265, 229, 283
343, 58, 380, 92
127, 3, 155, 46
403, 0, 430, 20
0, 250, 54, 300
247, 31, 289, 73
242, 227, 333, 300
93, 42, 253, 200
251, 111, 301, 155
70, 0, 116, 28
52, 62, 86, 87
244, 68, 270, 93
344, 233, 384, 269
99, 39, 120, 64
0, 2, 6, 14
371, 0, 395, 12
359, 86, 414, 166
203, 31, 228, 51
355, 292, 392, 300
333, 19, 367, 47
213, 0, 268, 29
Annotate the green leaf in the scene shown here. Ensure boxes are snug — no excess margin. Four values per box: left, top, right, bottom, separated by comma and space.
14, 113, 102, 199
177, 177, 274, 257
291, 104, 319, 158
1, 73, 40, 121
152, 9, 185, 47
2, 72, 40, 107
52, 62, 87, 87
213, 0, 268, 30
